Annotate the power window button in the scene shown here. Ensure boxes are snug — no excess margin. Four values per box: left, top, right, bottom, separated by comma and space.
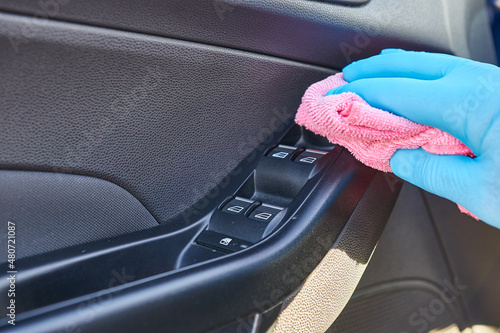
267, 145, 297, 160
249, 205, 283, 222
294, 149, 327, 165
221, 198, 253, 215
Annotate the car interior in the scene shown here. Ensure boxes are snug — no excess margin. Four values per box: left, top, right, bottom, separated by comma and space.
0, 0, 499, 332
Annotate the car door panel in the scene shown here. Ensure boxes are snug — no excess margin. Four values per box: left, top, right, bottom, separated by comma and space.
0, 0, 498, 332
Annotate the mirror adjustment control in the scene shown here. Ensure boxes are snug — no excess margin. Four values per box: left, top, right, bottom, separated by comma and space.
221, 197, 253, 215
197, 230, 253, 253
249, 204, 283, 222
267, 145, 297, 160
294, 149, 327, 165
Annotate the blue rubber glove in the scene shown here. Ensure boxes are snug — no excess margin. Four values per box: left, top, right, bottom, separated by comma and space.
326, 49, 500, 229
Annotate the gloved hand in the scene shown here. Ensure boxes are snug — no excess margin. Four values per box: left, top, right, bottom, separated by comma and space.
326, 49, 500, 229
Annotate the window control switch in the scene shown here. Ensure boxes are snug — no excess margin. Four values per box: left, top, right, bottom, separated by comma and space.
249, 205, 283, 222
267, 145, 297, 160
294, 149, 327, 165
221, 197, 253, 215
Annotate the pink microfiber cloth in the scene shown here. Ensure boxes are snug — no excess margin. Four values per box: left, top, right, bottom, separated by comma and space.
295, 73, 477, 218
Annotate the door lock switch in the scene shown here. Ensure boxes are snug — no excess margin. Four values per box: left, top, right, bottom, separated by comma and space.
249, 204, 283, 222
221, 197, 253, 215
197, 230, 253, 253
